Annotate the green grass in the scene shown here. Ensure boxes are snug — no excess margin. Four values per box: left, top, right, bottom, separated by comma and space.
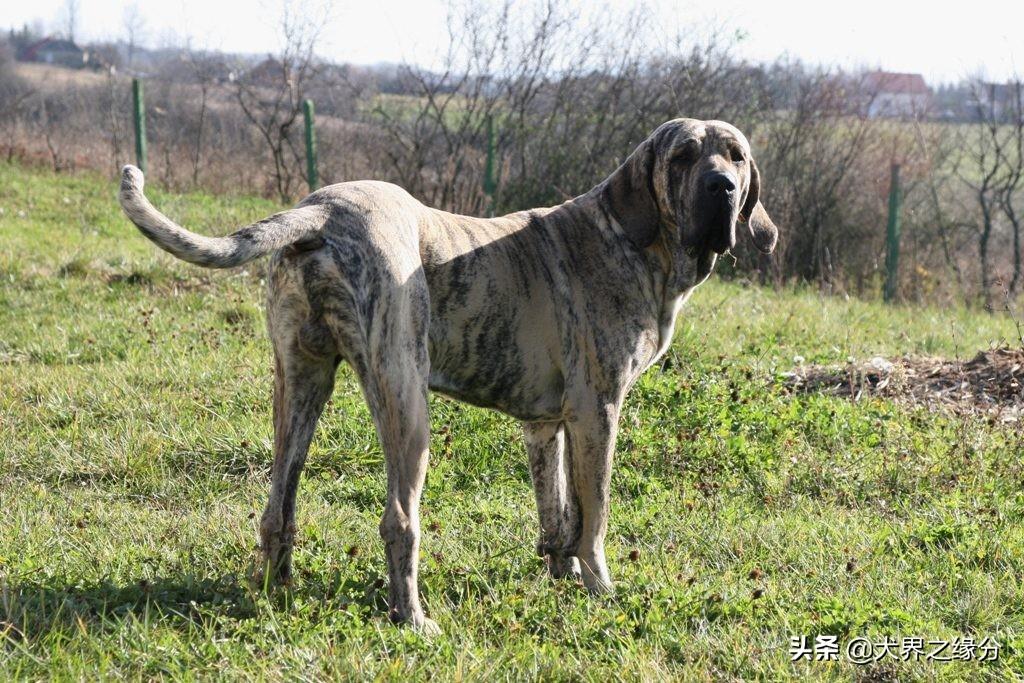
1, 161, 1023, 680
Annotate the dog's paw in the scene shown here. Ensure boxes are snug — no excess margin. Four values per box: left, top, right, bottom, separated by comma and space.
584, 578, 615, 595
390, 608, 442, 636
247, 560, 268, 590
413, 617, 442, 637
578, 556, 614, 595
546, 553, 581, 580
248, 557, 292, 593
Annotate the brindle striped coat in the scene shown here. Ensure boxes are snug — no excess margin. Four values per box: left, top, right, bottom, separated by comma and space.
119, 118, 778, 634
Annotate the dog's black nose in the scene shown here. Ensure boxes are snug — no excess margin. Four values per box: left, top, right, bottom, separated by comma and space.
704, 172, 736, 196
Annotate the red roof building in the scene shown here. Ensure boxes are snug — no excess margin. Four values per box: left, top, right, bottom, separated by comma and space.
863, 71, 931, 118
18, 36, 88, 68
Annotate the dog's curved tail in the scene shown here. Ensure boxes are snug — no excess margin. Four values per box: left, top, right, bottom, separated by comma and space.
118, 165, 328, 268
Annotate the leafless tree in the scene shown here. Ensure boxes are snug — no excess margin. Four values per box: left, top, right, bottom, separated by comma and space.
104, 68, 130, 173
1, 0, 1018, 307
914, 119, 971, 302
235, 0, 330, 202
959, 77, 1024, 307
123, 2, 146, 69
995, 79, 1024, 296
368, 1, 753, 216
0, 45, 35, 162
60, 0, 80, 43
33, 91, 78, 171
167, 46, 226, 187
742, 68, 885, 289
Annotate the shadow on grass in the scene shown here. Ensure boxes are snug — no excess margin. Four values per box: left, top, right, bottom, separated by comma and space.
33, 445, 272, 494
1, 569, 389, 643
1, 574, 256, 642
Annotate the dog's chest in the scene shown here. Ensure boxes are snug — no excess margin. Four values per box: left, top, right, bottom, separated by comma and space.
651, 290, 691, 366
617, 288, 695, 390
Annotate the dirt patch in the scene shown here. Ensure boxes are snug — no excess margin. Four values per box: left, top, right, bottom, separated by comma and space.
106, 271, 154, 287
782, 347, 1024, 424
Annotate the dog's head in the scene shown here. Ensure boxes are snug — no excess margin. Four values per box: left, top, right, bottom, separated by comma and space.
602, 118, 778, 279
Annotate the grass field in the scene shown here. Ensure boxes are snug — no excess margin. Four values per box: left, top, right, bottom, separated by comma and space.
1, 161, 1023, 680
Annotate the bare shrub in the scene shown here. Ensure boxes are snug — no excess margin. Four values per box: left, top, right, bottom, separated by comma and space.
951, 77, 1024, 308
2, 0, 1020, 309
234, 1, 331, 202
364, 2, 760, 216
0, 43, 36, 163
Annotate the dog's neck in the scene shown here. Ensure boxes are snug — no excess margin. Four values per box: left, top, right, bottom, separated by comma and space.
567, 187, 713, 298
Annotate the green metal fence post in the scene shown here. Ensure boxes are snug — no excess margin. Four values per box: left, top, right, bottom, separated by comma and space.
483, 113, 496, 217
303, 99, 318, 192
132, 78, 147, 174
884, 163, 902, 303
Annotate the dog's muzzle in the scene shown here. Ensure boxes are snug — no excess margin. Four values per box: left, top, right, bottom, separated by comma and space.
698, 171, 738, 254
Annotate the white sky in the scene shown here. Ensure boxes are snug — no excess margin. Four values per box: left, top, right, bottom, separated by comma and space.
6, 0, 1023, 85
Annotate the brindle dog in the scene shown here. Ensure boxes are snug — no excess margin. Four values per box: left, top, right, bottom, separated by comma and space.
119, 118, 778, 634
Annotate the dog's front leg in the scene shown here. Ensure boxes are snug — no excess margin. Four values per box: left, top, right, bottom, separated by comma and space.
522, 421, 581, 580
565, 402, 621, 593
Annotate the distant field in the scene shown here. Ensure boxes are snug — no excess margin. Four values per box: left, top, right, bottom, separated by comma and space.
11, 62, 111, 91
1, 162, 1022, 680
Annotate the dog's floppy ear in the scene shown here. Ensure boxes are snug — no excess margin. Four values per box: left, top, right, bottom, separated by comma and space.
738, 158, 778, 254
604, 139, 661, 248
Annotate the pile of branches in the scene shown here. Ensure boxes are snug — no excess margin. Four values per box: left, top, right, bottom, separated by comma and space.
783, 347, 1024, 424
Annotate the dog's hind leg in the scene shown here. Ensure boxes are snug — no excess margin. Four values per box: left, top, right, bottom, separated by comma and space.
353, 352, 438, 634
340, 273, 438, 634
371, 371, 436, 633
522, 421, 581, 580
254, 345, 336, 588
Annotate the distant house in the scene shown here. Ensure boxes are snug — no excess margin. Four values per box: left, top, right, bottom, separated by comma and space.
863, 71, 931, 118
972, 81, 1022, 122
18, 36, 88, 68
242, 58, 287, 86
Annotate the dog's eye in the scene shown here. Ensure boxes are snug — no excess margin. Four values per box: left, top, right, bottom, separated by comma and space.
673, 141, 700, 165
727, 146, 745, 164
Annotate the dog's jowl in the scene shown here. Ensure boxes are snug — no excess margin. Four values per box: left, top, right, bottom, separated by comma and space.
118, 118, 778, 634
